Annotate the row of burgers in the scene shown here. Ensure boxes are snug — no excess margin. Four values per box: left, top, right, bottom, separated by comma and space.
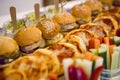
0, 0, 120, 80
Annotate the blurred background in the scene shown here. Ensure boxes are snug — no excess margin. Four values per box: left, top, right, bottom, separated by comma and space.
43, 0, 72, 6
0, 0, 72, 16
0, 0, 42, 16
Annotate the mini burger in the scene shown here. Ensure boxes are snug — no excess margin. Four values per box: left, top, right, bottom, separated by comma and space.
36, 19, 63, 45
64, 29, 96, 53
3, 56, 48, 80
99, 0, 114, 10
14, 26, 45, 54
97, 7, 120, 28
0, 36, 19, 68
32, 49, 60, 75
84, 0, 103, 16
52, 12, 79, 35
71, 4, 92, 25
100, 0, 113, 6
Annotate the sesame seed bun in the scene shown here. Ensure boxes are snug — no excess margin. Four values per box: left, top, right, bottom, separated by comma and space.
71, 4, 91, 22
36, 19, 60, 39
52, 12, 76, 24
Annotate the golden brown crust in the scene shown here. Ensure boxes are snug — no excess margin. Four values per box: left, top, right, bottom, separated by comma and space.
36, 19, 60, 39
32, 49, 60, 74
80, 23, 108, 37
84, 0, 103, 12
52, 12, 76, 24
94, 15, 118, 36
4, 69, 27, 80
46, 42, 80, 75
71, 4, 91, 22
14, 27, 42, 47
65, 29, 96, 43
0, 36, 19, 56
4, 56, 48, 80
65, 35, 86, 53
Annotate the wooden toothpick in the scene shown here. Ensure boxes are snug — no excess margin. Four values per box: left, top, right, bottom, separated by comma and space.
54, 0, 59, 13
34, 3, 40, 22
10, 6, 17, 32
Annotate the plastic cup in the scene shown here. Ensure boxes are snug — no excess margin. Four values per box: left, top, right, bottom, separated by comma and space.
100, 68, 120, 80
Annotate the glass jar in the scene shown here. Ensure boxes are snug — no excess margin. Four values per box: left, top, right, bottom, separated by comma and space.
100, 68, 120, 80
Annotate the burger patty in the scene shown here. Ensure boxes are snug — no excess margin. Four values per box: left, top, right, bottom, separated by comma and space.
0, 55, 12, 65
0, 50, 20, 65
61, 22, 78, 31
20, 40, 42, 53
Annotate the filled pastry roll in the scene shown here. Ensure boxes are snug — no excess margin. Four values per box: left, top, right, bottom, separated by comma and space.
80, 23, 108, 37
94, 15, 118, 36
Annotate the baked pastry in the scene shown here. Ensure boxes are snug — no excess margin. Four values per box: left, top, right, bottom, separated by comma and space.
80, 23, 108, 37
71, 4, 91, 23
64, 29, 96, 53
3, 69, 27, 80
46, 42, 79, 75
71, 4, 92, 25
84, 0, 103, 16
4, 56, 48, 80
94, 15, 118, 36
97, 7, 120, 27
